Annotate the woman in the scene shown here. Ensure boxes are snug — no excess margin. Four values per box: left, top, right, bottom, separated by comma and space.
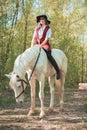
31, 15, 60, 80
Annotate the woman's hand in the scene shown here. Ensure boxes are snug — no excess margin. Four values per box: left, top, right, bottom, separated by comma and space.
39, 44, 43, 48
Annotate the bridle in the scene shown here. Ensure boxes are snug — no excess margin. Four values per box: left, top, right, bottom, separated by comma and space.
15, 77, 28, 99
15, 48, 41, 99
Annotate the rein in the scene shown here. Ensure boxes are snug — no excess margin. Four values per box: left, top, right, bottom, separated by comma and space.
28, 47, 41, 81
16, 80, 25, 99
16, 48, 41, 99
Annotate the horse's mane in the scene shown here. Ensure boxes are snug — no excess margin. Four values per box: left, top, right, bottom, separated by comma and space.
13, 45, 47, 75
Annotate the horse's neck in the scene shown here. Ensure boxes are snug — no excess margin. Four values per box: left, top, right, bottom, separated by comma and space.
13, 47, 39, 77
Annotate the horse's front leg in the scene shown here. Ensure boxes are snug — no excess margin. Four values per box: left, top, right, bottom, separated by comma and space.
48, 75, 55, 112
39, 75, 45, 118
28, 78, 36, 116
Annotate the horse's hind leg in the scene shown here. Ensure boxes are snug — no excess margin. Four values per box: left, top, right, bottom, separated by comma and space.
56, 72, 65, 109
28, 78, 36, 116
48, 75, 55, 111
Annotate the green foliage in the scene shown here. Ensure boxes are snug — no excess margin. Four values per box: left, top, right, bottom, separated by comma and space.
0, 88, 15, 108
0, 96, 15, 108
0, 0, 87, 90
58, 37, 83, 86
84, 101, 87, 113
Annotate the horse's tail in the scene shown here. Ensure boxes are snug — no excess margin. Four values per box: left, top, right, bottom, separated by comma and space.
61, 53, 67, 75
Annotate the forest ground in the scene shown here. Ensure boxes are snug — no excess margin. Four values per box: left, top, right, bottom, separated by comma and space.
0, 88, 87, 130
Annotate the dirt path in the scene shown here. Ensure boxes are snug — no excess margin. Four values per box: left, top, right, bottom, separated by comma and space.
0, 89, 87, 130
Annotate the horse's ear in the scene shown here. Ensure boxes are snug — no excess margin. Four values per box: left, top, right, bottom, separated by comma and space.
5, 74, 12, 79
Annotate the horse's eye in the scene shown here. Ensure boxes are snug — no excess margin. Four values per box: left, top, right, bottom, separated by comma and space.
17, 85, 21, 88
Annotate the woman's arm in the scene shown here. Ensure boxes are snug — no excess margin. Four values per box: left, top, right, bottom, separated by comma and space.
40, 28, 52, 47
31, 30, 36, 47
39, 38, 49, 47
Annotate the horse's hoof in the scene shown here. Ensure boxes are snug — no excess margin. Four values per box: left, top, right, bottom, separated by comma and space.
39, 112, 45, 119
27, 110, 35, 117
39, 115, 45, 119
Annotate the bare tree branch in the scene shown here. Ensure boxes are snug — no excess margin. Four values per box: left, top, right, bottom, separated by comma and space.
70, 15, 87, 25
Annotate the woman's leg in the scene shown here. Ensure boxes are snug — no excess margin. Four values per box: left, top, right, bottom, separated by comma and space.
43, 49, 60, 79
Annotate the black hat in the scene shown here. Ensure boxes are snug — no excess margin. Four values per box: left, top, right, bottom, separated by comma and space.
36, 15, 51, 24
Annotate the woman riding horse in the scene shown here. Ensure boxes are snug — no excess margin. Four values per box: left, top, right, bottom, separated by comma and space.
31, 15, 60, 81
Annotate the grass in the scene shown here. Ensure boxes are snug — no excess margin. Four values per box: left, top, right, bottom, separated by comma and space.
76, 128, 81, 130
0, 96, 15, 108
0, 87, 15, 108
84, 104, 87, 113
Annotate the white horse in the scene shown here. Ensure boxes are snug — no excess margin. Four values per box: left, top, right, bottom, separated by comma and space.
5, 45, 67, 118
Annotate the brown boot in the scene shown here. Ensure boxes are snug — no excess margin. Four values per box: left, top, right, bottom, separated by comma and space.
56, 72, 61, 80
56, 73, 60, 80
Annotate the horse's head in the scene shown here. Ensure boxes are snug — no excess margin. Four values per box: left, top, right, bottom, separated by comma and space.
5, 73, 27, 103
